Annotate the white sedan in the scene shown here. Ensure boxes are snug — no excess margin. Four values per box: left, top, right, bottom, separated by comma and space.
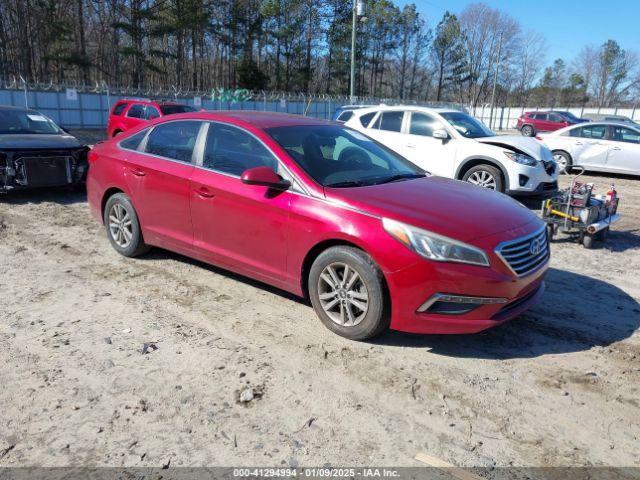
343, 105, 558, 196
540, 122, 640, 175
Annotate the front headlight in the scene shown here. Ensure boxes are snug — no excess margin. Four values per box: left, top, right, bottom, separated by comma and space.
382, 218, 489, 266
504, 151, 538, 167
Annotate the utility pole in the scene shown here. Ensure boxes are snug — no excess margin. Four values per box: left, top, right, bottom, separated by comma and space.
489, 33, 502, 130
350, 0, 364, 104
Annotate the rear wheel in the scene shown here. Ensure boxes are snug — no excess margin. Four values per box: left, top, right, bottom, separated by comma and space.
462, 164, 504, 193
553, 150, 572, 174
521, 125, 535, 137
103, 193, 149, 257
309, 246, 389, 340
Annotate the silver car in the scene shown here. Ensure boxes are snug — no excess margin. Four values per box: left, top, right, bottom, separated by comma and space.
540, 122, 640, 175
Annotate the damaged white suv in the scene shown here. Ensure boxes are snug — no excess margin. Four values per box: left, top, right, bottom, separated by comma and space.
343, 106, 558, 196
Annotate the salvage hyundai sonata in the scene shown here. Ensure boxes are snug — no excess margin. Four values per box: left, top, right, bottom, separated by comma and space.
87, 112, 549, 340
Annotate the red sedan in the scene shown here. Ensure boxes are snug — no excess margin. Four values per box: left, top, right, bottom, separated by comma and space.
87, 111, 548, 340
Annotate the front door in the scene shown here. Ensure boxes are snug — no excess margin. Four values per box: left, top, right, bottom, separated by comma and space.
190, 122, 292, 285
605, 125, 640, 174
123, 120, 202, 250
571, 124, 610, 168
401, 111, 455, 177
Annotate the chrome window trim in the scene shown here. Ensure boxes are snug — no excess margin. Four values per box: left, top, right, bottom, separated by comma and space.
494, 225, 549, 277
117, 127, 152, 153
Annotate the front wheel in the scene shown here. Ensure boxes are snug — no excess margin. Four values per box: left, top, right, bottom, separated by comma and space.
462, 165, 504, 193
103, 193, 149, 257
308, 246, 389, 340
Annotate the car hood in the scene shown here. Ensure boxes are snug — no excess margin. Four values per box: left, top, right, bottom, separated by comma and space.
475, 135, 552, 161
0, 134, 83, 149
324, 176, 540, 244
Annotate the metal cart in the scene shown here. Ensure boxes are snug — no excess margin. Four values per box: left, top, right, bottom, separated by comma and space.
541, 167, 621, 249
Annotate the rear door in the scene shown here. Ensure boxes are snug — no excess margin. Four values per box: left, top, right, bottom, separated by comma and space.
123, 103, 147, 132
605, 125, 640, 174
364, 110, 407, 155
189, 122, 292, 284
122, 120, 203, 250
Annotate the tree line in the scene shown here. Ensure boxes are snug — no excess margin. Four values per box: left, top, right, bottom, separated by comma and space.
1, 0, 639, 107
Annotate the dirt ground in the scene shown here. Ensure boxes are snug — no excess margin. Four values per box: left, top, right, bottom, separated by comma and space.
0, 172, 639, 470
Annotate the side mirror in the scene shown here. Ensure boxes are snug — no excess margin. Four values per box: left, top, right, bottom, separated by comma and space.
241, 166, 291, 190
433, 129, 449, 141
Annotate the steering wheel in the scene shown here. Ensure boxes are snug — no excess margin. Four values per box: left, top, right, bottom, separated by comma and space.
338, 147, 372, 170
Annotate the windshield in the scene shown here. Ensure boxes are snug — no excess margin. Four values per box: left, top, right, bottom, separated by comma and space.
440, 112, 494, 138
266, 125, 425, 188
160, 104, 197, 115
0, 109, 61, 135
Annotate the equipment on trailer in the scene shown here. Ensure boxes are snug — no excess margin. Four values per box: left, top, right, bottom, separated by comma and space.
541, 167, 620, 249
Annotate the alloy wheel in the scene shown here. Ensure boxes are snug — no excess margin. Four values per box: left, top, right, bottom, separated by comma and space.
467, 170, 497, 190
317, 262, 369, 327
108, 203, 133, 248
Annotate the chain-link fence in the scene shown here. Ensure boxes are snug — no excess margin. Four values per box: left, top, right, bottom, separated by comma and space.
4, 77, 637, 131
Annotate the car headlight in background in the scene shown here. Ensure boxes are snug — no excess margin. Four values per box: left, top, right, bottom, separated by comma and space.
382, 218, 489, 266
504, 151, 538, 167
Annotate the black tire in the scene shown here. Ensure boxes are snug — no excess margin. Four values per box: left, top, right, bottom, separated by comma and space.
113, 130, 122, 138
308, 246, 389, 340
595, 226, 609, 242
546, 223, 555, 241
521, 125, 535, 137
582, 233, 595, 249
553, 150, 572, 174
103, 192, 149, 257
462, 164, 504, 193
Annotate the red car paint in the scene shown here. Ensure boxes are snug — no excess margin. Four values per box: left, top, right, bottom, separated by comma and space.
88, 111, 548, 335
106, 99, 197, 138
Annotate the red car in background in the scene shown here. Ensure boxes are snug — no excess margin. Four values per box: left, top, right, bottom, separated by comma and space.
517, 111, 586, 137
87, 111, 548, 340
106, 99, 197, 138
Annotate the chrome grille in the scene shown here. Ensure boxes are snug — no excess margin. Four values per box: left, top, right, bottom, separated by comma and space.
496, 227, 549, 277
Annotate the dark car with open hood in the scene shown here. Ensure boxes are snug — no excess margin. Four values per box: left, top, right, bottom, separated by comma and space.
0, 105, 89, 193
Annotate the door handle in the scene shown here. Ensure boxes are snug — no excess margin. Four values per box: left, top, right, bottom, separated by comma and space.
575, 142, 583, 145
196, 187, 215, 198
406, 143, 416, 148
129, 168, 146, 177
612, 146, 621, 150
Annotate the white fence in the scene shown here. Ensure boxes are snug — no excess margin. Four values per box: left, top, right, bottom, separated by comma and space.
472, 105, 640, 131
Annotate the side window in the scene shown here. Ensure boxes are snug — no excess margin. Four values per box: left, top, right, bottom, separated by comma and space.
409, 113, 441, 137
371, 111, 404, 132
359, 112, 376, 128
112, 103, 127, 116
336, 111, 353, 123
144, 121, 201, 163
119, 128, 149, 151
611, 126, 640, 144
203, 123, 277, 176
534, 113, 547, 121
549, 114, 563, 123
145, 106, 160, 120
126, 104, 144, 118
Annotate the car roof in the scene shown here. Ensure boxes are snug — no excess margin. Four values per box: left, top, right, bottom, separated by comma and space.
117, 99, 186, 106
552, 121, 640, 134
351, 105, 459, 115
147, 110, 330, 129
0, 105, 40, 113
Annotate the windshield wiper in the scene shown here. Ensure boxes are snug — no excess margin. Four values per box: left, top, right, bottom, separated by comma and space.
325, 180, 369, 188
376, 173, 426, 184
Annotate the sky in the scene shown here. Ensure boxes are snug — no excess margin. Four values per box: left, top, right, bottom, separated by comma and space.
402, 0, 640, 64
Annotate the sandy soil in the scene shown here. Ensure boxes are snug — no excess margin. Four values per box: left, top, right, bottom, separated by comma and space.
0, 172, 639, 470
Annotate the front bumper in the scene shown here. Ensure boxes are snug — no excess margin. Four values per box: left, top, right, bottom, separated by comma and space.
385, 223, 548, 334
506, 161, 558, 197
1, 148, 88, 192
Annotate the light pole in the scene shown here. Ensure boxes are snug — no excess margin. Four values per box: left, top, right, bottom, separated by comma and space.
350, 0, 364, 104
